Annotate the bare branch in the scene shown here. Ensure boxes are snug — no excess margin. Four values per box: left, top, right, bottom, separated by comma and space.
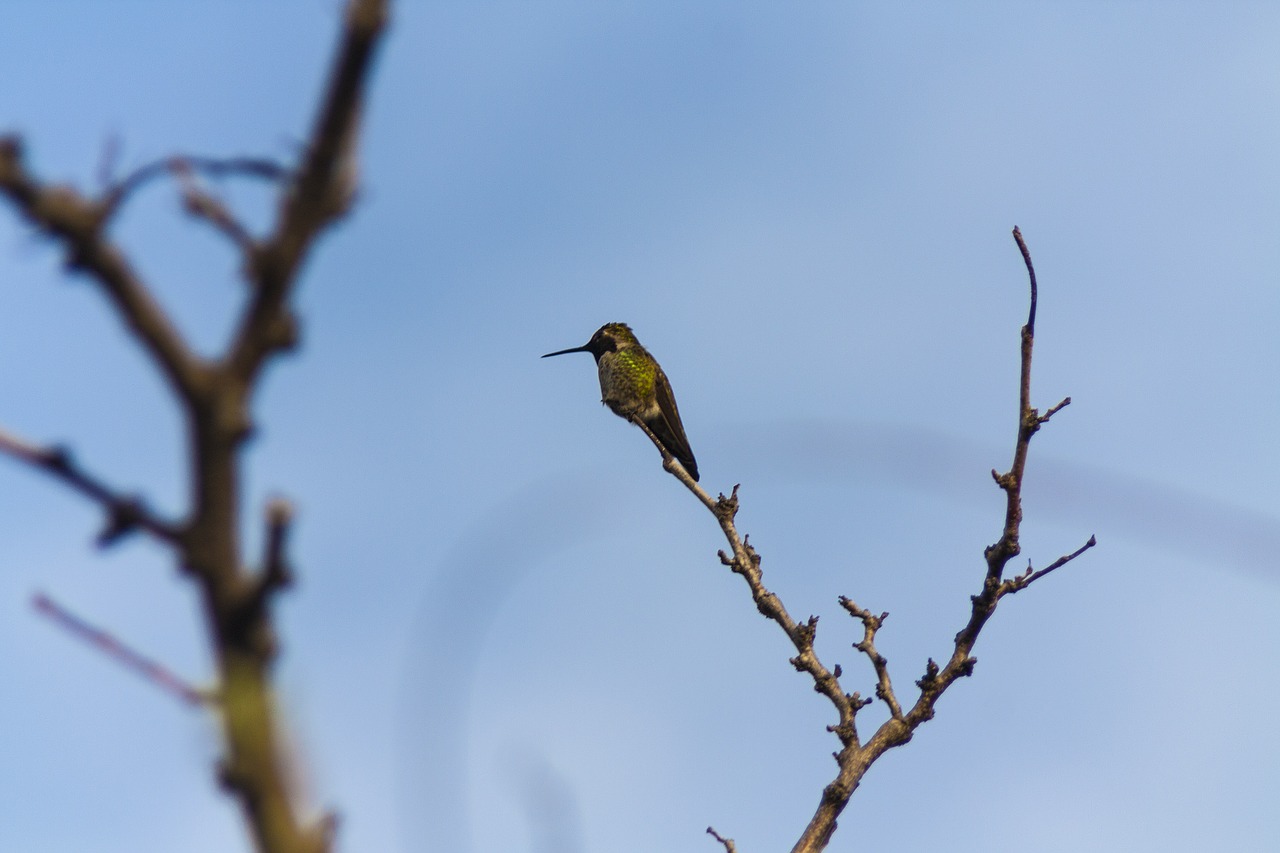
627, 416, 865, 851
33, 592, 210, 708
192, 6, 389, 851
1040, 395, 1072, 424
1, 4, 389, 853
630, 226, 1094, 853
0, 137, 207, 402
99, 154, 289, 224
986, 225, 1048, 577
893, 226, 1090, 739
0, 426, 181, 546
260, 497, 296, 593
707, 826, 738, 853
1001, 535, 1097, 596
838, 598, 903, 721
228, 0, 388, 388
1013, 224, 1037, 334
173, 161, 260, 253
96, 134, 124, 192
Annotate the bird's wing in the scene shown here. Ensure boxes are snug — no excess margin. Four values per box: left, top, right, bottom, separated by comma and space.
654, 368, 698, 478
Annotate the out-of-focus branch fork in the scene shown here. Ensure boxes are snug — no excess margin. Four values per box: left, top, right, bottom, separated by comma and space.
228, 0, 386, 392
0, 135, 205, 404
0, 3, 389, 853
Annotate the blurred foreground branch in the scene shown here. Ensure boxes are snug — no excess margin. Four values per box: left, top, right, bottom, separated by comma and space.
33, 592, 210, 708
0, 2, 389, 852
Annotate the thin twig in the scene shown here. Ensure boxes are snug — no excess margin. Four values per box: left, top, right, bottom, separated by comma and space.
628, 416, 865, 853
260, 497, 296, 593
100, 154, 289, 224
173, 161, 259, 253
629, 419, 859, 738
96, 134, 123, 192
0, 137, 205, 403
707, 826, 738, 853
1001, 535, 1097, 596
1013, 224, 1037, 335
1040, 396, 1072, 424
838, 598, 902, 721
33, 593, 210, 708
0, 426, 181, 545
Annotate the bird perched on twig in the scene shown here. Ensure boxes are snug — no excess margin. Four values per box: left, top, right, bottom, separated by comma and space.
543, 323, 699, 481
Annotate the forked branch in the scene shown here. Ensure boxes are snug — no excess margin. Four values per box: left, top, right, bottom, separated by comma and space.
0, 3, 390, 853
634, 227, 1094, 853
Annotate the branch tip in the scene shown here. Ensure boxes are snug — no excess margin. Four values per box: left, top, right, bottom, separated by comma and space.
1037, 396, 1072, 427
706, 826, 737, 853
267, 496, 295, 527
999, 534, 1097, 595
260, 496, 297, 593
1012, 225, 1037, 334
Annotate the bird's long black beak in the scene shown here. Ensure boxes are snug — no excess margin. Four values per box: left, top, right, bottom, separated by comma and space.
541, 344, 592, 358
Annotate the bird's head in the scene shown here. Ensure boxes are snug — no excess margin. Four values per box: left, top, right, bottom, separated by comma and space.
542, 322, 638, 361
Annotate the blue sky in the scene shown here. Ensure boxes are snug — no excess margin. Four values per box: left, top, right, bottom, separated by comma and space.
2, 3, 1278, 852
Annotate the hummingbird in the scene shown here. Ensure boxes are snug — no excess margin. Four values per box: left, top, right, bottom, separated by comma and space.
542, 323, 700, 481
